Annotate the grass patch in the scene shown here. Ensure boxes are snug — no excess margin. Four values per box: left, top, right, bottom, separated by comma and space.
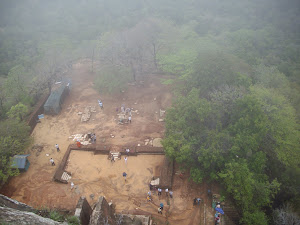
66, 216, 80, 225
49, 210, 64, 222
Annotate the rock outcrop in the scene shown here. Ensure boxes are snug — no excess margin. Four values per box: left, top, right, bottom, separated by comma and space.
0, 194, 66, 225
0, 206, 66, 225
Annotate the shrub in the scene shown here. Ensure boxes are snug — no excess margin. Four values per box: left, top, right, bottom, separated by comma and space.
67, 216, 80, 225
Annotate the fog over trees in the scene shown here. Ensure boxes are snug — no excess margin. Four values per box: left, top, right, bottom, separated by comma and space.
0, 0, 299, 224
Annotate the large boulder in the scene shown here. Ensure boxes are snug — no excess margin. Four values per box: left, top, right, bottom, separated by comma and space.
0, 207, 66, 225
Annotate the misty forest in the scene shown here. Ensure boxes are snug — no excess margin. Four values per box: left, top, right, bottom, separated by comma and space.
0, 0, 299, 224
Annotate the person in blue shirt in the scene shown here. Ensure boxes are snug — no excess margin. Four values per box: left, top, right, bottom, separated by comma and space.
160, 203, 164, 210
123, 172, 127, 182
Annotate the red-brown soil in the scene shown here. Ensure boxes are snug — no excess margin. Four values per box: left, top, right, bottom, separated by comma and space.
1, 60, 216, 224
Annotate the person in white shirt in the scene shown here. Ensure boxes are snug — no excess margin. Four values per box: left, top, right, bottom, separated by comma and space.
165, 188, 169, 197
50, 158, 55, 166
55, 144, 60, 152
158, 188, 162, 196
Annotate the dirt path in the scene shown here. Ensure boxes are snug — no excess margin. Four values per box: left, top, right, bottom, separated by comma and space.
1, 60, 216, 225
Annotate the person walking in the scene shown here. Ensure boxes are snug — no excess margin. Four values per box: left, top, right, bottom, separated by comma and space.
147, 196, 151, 202
165, 188, 169, 197
126, 148, 130, 156
55, 144, 60, 152
158, 207, 162, 214
208, 189, 212, 197
128, 116, 131, 123
91, 134, 96, 143
111, 155, 115, 163
147, 191, 151, 197
71, 182, 74, 190
50, 158, 55, 166
169, 190, 173, 198
158, 188, 162, 196
193, 198, 197, 206
160, 203, 164, 210
98, 100, 103, 109
124, 156, 128, 165
197, 198, 201, 205
123, 172, 127, 182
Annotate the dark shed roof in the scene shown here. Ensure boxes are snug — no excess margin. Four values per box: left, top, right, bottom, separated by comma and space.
12, 154, 30, 169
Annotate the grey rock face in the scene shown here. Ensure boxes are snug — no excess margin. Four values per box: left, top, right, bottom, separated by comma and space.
0, 207, 67, 225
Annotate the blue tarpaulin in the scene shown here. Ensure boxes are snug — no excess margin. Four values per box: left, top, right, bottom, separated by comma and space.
215, 207, 224, 214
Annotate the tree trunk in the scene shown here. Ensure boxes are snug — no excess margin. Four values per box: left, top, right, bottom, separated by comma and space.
152, 42, 158, 69
130, 61, 136, 81
92, 48, 95, 73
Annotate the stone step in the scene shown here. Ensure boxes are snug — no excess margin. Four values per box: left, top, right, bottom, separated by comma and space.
61, 172, 71, 181
110, 152, 121, 160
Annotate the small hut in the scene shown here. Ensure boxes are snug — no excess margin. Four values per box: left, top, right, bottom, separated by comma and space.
12, 154, 30, 172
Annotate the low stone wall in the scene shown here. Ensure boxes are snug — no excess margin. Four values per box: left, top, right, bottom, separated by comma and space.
135, 146, 164, 154
94, 145, 111, 155
54, 144, 167, 184
53, 144, 110, 183
27, 94, 50, 134
53, 145, 72, 183
159, 157, 173, 189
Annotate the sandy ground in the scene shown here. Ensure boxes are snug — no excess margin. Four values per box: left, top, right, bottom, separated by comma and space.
1, 60, 216, 224
67, 152, 165, 210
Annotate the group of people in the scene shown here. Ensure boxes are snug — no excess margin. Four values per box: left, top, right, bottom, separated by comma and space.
193, 197, 202, 205
157, 188, 173, 198
110, 148, 130, 163
147, 190, 165, 215
119, 105, 132, 124
145, 187, 173, 215
49, 144, 60, 166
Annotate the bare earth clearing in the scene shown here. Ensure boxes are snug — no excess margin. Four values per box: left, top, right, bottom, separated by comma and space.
1, 61, 215, 225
